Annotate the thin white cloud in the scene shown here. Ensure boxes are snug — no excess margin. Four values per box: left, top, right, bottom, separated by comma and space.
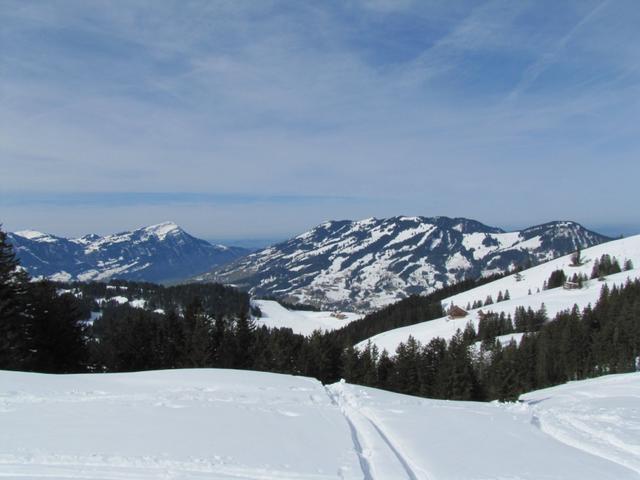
506, 0, 611, 103
395, 0, 531, 86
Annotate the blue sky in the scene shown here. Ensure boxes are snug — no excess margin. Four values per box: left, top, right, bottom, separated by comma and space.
1, 0, 639, 240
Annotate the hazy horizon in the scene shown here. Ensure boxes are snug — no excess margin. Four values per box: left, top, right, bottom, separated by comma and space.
3, 215, 637, 248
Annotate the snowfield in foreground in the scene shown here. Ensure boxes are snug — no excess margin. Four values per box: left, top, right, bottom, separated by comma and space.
0, 369, 361, 480
1, 369, 638, 479
253, 299, 362, 336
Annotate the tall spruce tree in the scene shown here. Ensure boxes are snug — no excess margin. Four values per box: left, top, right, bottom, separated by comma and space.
27, 281, 87, 373
0, 227, 32, 369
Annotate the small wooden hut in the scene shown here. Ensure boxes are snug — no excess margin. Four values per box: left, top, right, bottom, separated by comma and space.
447, 305, 468, 319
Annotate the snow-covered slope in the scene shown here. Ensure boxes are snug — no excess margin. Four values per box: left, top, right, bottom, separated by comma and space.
520, 373, 640, 474
359, 234, 640, 353
328, 373, 640, 479
1, 369, 637, 479
7, 222, 248, 283
253, 299, 361, 336
198, 216, 609, 311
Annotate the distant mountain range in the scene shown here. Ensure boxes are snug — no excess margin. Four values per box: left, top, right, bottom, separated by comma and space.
196, 216, 611, 311
7, 222, 249, 283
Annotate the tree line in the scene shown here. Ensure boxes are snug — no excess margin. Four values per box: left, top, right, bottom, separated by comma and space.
343, 279, 640, 400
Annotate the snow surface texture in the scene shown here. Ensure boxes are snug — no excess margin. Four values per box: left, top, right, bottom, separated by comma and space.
0, 369, 363, 480
1, 369, 638, 479
520, 373, 640, 475
201, 216, 609, 312
360, 234, 640, 353
253, 300, 361, 336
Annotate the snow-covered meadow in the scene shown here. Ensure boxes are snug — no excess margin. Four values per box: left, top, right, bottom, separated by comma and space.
1, 369, 638, 479
253, 299, 361, 336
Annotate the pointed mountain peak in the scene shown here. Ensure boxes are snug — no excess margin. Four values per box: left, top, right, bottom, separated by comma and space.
141, 221, 183, 240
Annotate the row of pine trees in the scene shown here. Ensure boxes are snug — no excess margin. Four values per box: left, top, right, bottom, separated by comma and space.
342, 280, 640, 400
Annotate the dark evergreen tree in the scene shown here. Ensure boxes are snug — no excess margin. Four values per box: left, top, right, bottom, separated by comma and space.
183, 297, 212, 367
233, 313, 255, 369
571, 246, 583, 266
418, 337, 447, 397
0, 227, 32, 369
27, 281, 87, 373
591, 254, 622, 279
546, 269, 567, 289
376, 349, 396, 390
394, 336, 421, 395
440, 331, 481, 400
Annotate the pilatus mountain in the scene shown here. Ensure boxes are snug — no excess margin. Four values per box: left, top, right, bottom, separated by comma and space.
7, 222, 248, 284
197, 216, 610, 311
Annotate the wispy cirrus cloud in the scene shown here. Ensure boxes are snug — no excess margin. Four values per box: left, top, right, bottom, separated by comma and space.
505, 0, 612, 103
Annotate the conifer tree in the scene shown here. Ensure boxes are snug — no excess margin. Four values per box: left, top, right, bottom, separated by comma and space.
571, 246, 583, 266
340, 344, 360, 383
0, 228, 32, 369
442, 331, 481, 400
546, 269, 567, 289
233, 313, 255, 369
394, 336, 420, 395
27, 282, 87, 373
376, 349, 395, 390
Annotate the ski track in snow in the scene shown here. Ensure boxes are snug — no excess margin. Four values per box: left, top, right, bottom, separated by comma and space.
326, 384, 423, 480
2, 370, 639, 480
363, 419, 419, 480
521, 374, 640, 475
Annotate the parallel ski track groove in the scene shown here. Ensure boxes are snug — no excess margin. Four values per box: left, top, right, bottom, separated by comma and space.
325, 385, 427, 480
363, 416, 420, 480
324, 386, 373, 480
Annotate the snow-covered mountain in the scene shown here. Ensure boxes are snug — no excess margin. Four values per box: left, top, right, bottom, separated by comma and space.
359, 233, 640, 353
198, 216, 610, 311
7, 222, 249, 283
1, 368, 637, 478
